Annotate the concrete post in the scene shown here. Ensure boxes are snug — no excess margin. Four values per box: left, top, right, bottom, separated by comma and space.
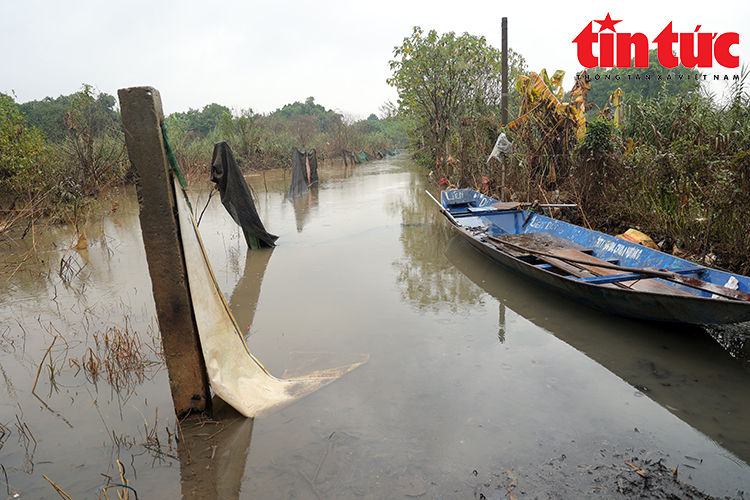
118, 86, 211, 416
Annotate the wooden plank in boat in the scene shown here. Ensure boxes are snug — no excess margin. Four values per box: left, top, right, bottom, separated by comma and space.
492, 232, 593, 255
491, 202, 523, 211
544, 248, 696, 296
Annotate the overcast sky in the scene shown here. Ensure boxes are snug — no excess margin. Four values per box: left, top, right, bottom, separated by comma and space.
2, 0, 748, 118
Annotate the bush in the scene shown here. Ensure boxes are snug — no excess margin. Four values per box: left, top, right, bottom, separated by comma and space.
0, 93, 48, 189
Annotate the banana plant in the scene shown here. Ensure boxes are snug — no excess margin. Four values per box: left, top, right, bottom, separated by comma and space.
505, 69, 589, 184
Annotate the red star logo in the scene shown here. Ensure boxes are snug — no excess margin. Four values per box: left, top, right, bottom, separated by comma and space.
594, 13, 622, 33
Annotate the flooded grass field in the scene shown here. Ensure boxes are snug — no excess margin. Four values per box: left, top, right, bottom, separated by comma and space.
1, 154, 750, 499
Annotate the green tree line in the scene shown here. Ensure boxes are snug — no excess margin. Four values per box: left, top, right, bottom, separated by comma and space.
583, 49, 702, 113
162, 96, 408, 184
1, 84, 128, 212
0, 87, 408, 227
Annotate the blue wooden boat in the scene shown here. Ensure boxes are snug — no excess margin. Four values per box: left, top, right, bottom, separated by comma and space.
434, 188, 750, 324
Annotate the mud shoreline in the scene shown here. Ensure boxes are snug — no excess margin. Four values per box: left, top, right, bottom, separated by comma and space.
470, 450, 746, 500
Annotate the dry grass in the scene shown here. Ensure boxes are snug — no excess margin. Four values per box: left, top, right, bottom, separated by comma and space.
68, 319, 164, 402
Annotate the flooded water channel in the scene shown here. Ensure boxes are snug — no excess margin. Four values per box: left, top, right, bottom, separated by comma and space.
1, 154, 750, 499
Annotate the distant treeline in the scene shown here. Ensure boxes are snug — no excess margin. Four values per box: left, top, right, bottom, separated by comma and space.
162, 96, 409, 182
0, 87, 409, 227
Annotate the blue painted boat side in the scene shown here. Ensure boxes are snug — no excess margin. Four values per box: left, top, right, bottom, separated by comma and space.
440, 189, 750, 324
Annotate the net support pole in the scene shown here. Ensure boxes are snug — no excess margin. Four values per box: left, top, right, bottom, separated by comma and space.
118, 86, 211, 417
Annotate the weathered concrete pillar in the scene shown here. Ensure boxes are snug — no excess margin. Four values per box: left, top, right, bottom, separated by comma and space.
118, 86, 211, 416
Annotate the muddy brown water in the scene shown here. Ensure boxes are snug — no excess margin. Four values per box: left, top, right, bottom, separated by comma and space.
1, 155, 749, 499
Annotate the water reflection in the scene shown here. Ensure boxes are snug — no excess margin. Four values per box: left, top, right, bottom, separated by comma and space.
288, 186, 319, 233
392, 184, 487, 314
0, 188, 145, 303
444, 234, 750, 464
179, 402, 254, 500
228, 248, 274, 336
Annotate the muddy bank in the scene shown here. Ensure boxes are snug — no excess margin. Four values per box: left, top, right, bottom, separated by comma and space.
472, 450, 746, 500
177, 405, 748, 500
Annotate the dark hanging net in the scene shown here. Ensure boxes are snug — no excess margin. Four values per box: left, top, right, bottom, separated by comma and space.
342, 149, 359, 166
287, 148, 319, 198
357, 150, 377, 162
211, 141, 278, 249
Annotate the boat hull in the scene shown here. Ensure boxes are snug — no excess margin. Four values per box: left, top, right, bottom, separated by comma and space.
440, 189, 750, 324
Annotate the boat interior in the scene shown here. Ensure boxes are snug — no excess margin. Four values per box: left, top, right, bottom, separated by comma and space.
440, 189, 733, 299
